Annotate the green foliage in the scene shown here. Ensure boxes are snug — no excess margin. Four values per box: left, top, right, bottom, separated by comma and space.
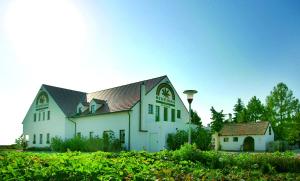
233, 98, 245, 123
15, 135, 27, 150
266, 82, 300, 141
191, 109, 202, 126
166, 128, 211, 151
210, 107, 225, 132
246, 96, 266, 122
0, 150, 299, 180
267, 141, 289, 152
50, 135, 122, 152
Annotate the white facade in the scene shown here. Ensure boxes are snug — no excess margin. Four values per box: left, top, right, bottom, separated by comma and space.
23, 76, 190, 151
212, 123, 274, 151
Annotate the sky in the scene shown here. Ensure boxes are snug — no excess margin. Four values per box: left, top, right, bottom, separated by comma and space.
0, 0, 299, 145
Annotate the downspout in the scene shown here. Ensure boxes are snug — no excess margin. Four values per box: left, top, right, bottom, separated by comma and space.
68, 118, 76, 137
128, 111, 131, 150
139, 82, 148, 132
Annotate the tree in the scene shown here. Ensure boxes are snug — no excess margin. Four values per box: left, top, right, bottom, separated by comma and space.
191, 109, 202, 126
246, 96, 265, 122
233, 98, 245, 123
266, 82, 300, 140
210, 107, 225, 132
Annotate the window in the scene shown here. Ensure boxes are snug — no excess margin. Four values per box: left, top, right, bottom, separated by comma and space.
38, 112, 41, 121
33, 134, 36, 144
46, 133, 50, 144
77, 132, 81, 137
155, 106, 160, 122
89, 131, 94, 139
40, 134, 43, 144
78, 107, 82, 114
119, 130, 125, 144
233, 137, 238, 142
269, 127, 271, 135
43, 111, 45, 120
177, 110, 181, 119
47, 111, 50, 120
91, 105, 95, 113
34, 113, 36, 122
224, 137, 229, 142
164, 107, 168, 121
171, 109, 175, 122
148, 104, 153, 114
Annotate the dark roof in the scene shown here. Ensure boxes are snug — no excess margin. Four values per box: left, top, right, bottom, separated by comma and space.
91, 99, 106, 104
42, 75, 166, 117
42, 84, 87, 116
219, 121, 270, 136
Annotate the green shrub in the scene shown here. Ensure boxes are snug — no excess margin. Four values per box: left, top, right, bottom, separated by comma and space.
267, 141, 289, 152
50, 134, 123, 152
167, 128, 211, 151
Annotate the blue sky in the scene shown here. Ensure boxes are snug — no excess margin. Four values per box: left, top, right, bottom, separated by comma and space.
0, 0, 299, 144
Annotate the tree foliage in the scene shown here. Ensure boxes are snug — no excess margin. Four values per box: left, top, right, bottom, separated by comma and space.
191, 109, 202, 126
246, 96, 265, 122
233, 98, 245, 123
266, 82, 300, 141
210, 107, 225, 132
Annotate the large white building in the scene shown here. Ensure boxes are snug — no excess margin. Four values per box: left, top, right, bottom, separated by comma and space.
22, 75, 190, 151
212, 121, 274, 151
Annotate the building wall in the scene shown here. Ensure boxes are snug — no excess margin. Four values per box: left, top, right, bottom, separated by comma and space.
75, 111, 130, 149
219, 124, 274, 151
130, 77, 189, 152
23, 88, 67, 148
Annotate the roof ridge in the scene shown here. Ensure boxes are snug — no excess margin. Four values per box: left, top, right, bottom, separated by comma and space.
88, 75, 167, 94
42, 84, 86, 94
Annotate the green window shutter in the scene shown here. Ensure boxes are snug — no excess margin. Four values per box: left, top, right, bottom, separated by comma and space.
171, 109, 175, 122
164, 107, 168, 121
155, 106, 160, 122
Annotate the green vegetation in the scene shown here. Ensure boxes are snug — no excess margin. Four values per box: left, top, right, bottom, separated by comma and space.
167, 128, 211, 151
0, 144, 299, 180
211, 82, 300, 146
50, 131, 123, 152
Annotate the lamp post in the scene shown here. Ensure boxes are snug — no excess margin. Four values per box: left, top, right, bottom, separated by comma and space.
183, 90, 197, 144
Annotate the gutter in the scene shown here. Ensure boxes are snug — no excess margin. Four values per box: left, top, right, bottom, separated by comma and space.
68, 118, 77, 137
128, 111, 131, 150
139, 82, 148, 132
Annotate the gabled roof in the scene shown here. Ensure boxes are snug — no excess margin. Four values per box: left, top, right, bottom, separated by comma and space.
42, 75, 166, 117
219, 121, 270, 136
42, 85, 87, 116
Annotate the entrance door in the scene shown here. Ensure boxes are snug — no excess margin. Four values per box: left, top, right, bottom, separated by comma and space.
149, 133, 159, 152
243, 136, 254, 151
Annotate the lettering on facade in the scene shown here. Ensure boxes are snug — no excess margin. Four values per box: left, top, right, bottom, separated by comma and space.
36, 91, 49, 110
156, 83, 175, 107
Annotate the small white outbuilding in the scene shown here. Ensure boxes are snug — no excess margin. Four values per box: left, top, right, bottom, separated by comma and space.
212, 121, 274, 151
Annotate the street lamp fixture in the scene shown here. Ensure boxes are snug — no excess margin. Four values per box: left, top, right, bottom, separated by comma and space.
183, 90, 197, 144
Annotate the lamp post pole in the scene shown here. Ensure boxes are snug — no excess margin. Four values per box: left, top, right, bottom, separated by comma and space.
183, 90, 197, 145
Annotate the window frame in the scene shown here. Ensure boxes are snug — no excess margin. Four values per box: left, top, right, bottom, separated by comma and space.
33, 134, 36, 144
164, 107, 168, 121
119, 130, 125, 144
46, 133, 50, 144
34, 113, 36, 122
47, 111, 50, 120
233, 137, 238, 142
171, 109, 175, 122
269, 127, 272, 135
148, 104, 153, 114
177, 110, 181, 119
224, 137, 229, 142
155, 106, 160, 122
39, 134, 43, 144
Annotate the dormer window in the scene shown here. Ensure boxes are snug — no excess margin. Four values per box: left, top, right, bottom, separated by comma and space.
76, 102, 89, 115
78, 107, 82, 114
91, 105, 95, 113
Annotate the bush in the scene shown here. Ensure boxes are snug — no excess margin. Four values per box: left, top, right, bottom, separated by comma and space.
50, 134, 123, 152
267, 141, 289, 152
167, 127, 211, 151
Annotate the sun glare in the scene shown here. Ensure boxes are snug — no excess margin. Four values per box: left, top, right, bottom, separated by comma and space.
4, 0, 87, 67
